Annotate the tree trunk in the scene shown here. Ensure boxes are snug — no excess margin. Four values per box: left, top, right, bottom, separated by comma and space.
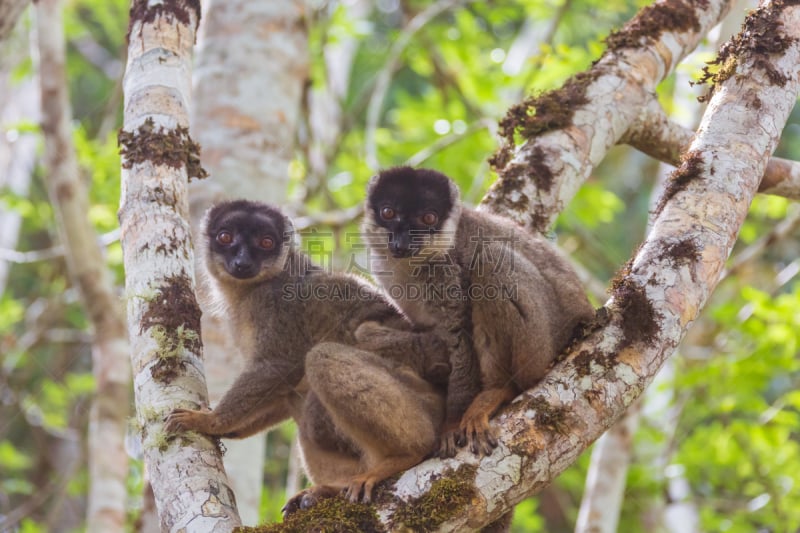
189, 0, 307, 216
0, 0, 28, 43
574, 403, 639, 533
119, 1, 240, 531
0, 76, 37, 292
640, 359, 700, 533
188, 0, 308, 524
35, 1, 129, 531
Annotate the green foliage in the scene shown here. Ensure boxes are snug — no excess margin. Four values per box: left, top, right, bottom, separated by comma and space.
666, 281, 800, 532
62, 0, 128, 131
510, 498, 545, 532
0, 2, 127, 528
738, 195, 790, 243
259, 422, 299, 523
306, 0, 639, 219
0, 294, 25, 336
125, 459, 146, 531
0, 440, 35, 498
0, 441, 33, 471
560, 182, 625, 229
21, 372, 94, 431
74, 127, 122, 228
18, 519, 46, 533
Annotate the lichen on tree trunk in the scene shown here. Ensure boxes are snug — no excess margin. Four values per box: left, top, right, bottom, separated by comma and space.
119, 1, 241, 530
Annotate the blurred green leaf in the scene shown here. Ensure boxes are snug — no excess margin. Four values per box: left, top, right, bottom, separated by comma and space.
0, 441, 33, 471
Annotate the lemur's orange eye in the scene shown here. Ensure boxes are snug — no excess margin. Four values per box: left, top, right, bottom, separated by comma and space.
216, 231, 233, 245
421, 212, 438, 226
380, 206, 396, 220
259, 236, 275, 250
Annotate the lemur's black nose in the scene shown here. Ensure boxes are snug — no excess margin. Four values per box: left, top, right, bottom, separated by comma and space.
230, 257, 257, 279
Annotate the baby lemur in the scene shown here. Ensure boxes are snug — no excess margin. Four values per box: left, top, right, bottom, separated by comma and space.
364, 167, 594, 457
164, 200, 446, 509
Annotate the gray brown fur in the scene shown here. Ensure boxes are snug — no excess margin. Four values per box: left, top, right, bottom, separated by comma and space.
364, 167, 595, 458
164, 199, 446, 508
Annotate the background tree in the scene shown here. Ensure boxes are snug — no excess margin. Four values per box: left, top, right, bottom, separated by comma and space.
1, 0, 799, 531
35, 0, 129, 531
0, 0, 28, 42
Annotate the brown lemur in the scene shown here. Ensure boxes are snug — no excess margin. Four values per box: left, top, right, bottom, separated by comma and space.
163, 199, 447, 508
363, 167, 595, 458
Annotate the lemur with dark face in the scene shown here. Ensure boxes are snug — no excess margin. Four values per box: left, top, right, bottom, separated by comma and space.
364, 167, 594, 458
164, 199, 447, 509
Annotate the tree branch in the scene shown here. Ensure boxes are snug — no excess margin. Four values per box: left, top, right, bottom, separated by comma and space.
0, 229, 120, 264
575, 402, 640, 533
480, 0, 732, 232
0, 0, 28, 43
623, 93, 800, 201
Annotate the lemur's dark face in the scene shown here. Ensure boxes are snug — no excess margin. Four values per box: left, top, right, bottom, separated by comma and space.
366, 167, 457, 258
203, 200, 290, 282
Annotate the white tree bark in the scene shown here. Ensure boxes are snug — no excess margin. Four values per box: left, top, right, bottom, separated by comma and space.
35, 2, 129, 531
640, 360, 700, 533
188, 0, 308, 524
574, 403, 639, 533
481, 0, 732, 231
359, 1, 800, 529
189, 0, 307, 213
0, 76, 37, 292
637, 38, 710, 533
119, 1, 240, 531
0, 0, 27, 43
